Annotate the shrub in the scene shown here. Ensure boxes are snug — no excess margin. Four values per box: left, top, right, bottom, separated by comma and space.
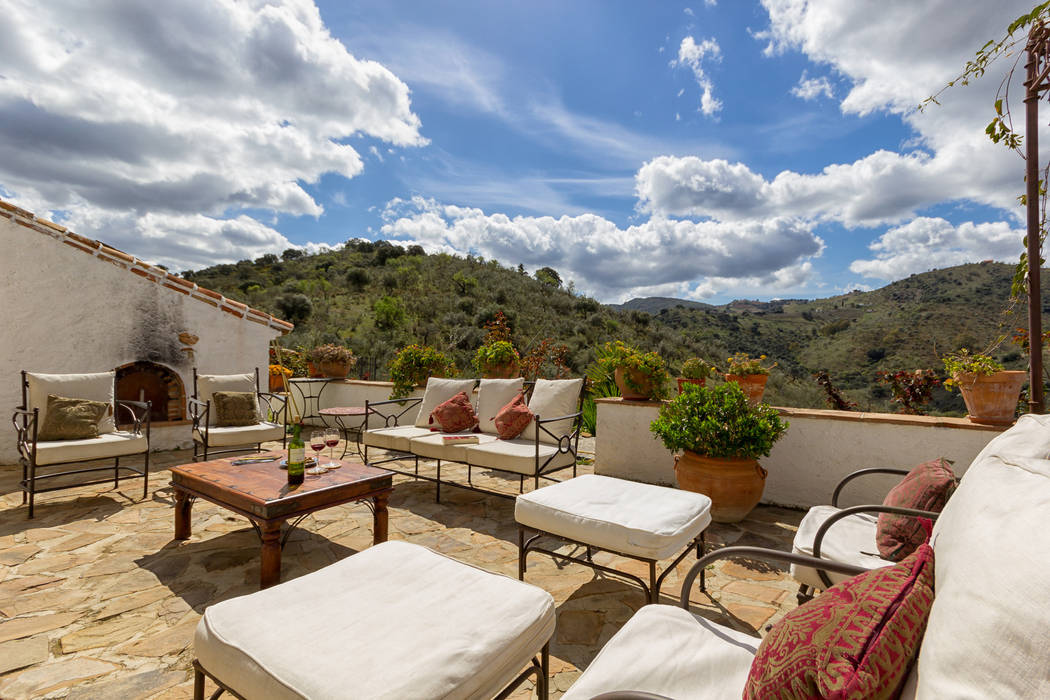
472, 340, 520, 374
274, 293, 312, 323
373, 296, 406, 330
680, 357, 716, 380
593, 341, 670, 399
942, 348, 1004, 391
388, 345, 456, 399
726, 353, 776, 376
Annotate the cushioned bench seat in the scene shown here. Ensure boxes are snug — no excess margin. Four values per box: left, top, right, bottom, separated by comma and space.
410, 431, 500, 462
362, 424, 434, 452
34, 430, 148, 465
193, 422, 284, 449
194, 540, 555, 700
466, 438, 577, 476
791, 504, 888, 589
516, 474, 712, 602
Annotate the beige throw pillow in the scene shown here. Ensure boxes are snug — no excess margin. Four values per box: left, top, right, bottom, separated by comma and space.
37, 394, 110, 441
213, 391, 259, 427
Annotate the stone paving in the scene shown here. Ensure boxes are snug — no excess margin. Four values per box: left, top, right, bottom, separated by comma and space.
0, 441, 805, 699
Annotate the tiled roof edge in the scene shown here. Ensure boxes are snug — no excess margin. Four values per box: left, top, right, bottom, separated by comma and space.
0, 199, 294, 334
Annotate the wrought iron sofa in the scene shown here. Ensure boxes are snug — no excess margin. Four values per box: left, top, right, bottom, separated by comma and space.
363, 377, 583, 500
560, 413, 1050, 698
189, 368, 287, 461
12, 370, 150, 518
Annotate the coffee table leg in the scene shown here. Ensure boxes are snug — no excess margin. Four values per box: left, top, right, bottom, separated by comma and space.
373, 492, 389, 544
174, 489, 193, 540
260, 521, 283, 589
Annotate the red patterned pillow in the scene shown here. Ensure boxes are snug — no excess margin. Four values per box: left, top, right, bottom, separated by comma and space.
492, 392, 533, 440
877, 458, 958, 561
744, 544, 934, 699
428, 392, 478, 433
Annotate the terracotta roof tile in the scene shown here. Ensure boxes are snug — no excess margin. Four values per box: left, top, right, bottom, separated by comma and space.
0, 197, 293, 335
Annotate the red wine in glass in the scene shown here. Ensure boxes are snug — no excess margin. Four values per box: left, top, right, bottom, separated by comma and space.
324, 428, 340, 467
308, 430, 327, 474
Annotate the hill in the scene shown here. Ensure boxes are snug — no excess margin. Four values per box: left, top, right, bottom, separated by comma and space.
183, 246, 1042, 416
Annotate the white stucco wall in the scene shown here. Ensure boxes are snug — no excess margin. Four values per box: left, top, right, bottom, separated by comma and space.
595, 399, 1004, 509
1, 214, 284, 462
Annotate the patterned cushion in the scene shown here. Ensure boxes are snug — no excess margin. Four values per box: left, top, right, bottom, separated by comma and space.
877, 458, 958, 561
493, 393, 533, 440
37, 394, 110, 441
213, 391, 259, 427
429, 392, 478, 433
744, 544, 934, 699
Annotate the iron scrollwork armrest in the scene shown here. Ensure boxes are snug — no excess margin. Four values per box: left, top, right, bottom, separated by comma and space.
187, 398, 209, 431
364, 397, 422, 429
809, 504, 939, 587
12, 407, 37, 451
831, 467, 911, 507
535, 411, 583, 441
257, 391, 288, 425
116, 400, 150, 436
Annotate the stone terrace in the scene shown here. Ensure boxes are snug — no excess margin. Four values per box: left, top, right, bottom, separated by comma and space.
0, 443, 804, 699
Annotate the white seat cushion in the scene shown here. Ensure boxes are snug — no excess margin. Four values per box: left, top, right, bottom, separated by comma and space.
194, 423, 284, 448
476, 378, 524, 435
465, 438, 576, 476
413, 378, 478, 428
562, 604, 757, 700
410, 432, 500, 462
34, 431, 147, 466
197, 373, 257, 427
195, 541, 555, 700
26, 371, 116, 434
363, 425, 433, 452
522, 378, 583, 444
516, 474, 712, 560
790, 504, 888, 589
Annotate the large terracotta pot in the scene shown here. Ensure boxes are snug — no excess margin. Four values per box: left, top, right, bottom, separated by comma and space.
614, 367, 655, 401
725, 374, 768, 404
268, 374, 288, 393
307, 361, 323, 378
674, 450, 767, 523
319, 360, 353, 378
954, 370, 1026, 425
677, 377, 705, 394
482, 361, 519, 379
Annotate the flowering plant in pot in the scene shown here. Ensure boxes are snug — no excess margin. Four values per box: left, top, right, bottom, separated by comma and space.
268, 364, 293, 392
650, 382, 788, 522
595, 341, 670, 400
677, 357, 716, 394
389, 344, 456, 399
724, 353, 776, 404
473, 340, 521, 378
309, 344, 357, 379
942, 348, 1025, 425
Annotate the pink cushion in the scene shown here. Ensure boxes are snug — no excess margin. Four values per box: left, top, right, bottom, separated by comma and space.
877, 458, 958, 561
428, 392, 478, 433
744, 544, 934, 699
492, 393, 533, 440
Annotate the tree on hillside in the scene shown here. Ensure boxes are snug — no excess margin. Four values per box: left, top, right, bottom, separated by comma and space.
535, 266, 562, 287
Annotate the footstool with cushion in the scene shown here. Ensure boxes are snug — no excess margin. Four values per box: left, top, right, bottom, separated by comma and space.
515, 474, 713, 603
192, 540, 555, 699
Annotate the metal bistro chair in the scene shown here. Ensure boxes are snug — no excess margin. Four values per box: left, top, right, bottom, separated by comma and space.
13, 370, 150, 519
189, 368, 288, 461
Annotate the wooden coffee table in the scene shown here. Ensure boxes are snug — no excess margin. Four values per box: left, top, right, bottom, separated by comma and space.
170, 452, 394, 589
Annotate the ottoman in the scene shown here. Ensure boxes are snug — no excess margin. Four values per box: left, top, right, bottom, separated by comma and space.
515, 474, 713, 603
193, 540, 555, 699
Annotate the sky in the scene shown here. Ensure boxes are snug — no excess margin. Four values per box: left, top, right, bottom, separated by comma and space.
0, 0, 1041, 303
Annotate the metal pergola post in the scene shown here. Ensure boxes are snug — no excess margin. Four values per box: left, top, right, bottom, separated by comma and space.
1024, 24, 1049, 413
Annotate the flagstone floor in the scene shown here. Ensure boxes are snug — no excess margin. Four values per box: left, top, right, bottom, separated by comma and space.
0, 442, 805, 699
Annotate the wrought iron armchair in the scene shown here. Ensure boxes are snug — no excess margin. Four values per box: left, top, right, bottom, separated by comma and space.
189, 368, 288, 461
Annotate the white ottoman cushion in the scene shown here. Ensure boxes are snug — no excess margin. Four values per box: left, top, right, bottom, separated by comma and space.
34, 431, 147, 465
466, 438, 576, 476
516, 474, 712, 560
561, 604, 757, 700
410, 432, 500, 462
363, 425, 433, 452
790, 504, 887, 589
195, 540, 555, 700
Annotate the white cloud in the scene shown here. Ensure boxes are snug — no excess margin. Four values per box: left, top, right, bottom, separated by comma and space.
379, 196, 823, 301
791, 71, 833, 100
849, 217, 1022, 279
0, 0, 424, 268
671, 36, 723, 117
684, 8, 695, 17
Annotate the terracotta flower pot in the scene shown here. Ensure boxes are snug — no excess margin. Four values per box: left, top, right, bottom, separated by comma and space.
674, 450, 767, 523
268, 374, 288, 393
954, 370, 1027, 425
319, 359, 352, 378
307, 362, 323, 378
615, 367, 655, 401
725, 374, 769, 404
677, 377, 705, 394
482, 361, 519, 379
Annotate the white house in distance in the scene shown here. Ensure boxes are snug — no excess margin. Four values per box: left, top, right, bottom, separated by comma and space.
0, 199, 293, 462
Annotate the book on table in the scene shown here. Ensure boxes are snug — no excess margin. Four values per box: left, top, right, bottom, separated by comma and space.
441, 434, 480, 444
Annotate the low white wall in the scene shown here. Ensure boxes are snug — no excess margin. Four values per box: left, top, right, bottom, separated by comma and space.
595, 399, 1005, 509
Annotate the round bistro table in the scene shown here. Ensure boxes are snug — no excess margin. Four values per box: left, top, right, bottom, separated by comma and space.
318, 406, 369, 460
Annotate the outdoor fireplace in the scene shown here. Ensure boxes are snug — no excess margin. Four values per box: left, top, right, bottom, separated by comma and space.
115, 361, 186, 424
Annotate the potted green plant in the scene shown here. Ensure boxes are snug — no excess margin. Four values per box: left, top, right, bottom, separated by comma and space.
595, 341, 670, 400
942, 348, 1026, 425
389, 344, 456, 399
677, 357, 716, 394
724, 353, 776, 404
310, 344, 356, 379
473, 340, 520, 378
650, 382, 788, 522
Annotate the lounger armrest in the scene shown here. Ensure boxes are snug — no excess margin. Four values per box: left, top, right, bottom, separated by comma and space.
187, 398, 209, 432
811, 503, 939, 587
831, 467, 910, 506
257, 391, 288, 425
535, 411, 582, 424
680, 546, 869, 608
116, 399, 151, 436
11, 407, 38, 451
364, 397, 422, 429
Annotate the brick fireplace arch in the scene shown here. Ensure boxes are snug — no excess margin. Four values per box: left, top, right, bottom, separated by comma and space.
115, 361, 186, 425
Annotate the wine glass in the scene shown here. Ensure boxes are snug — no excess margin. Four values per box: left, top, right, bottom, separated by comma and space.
324, 427, 341, 468
307, 430, 327, 475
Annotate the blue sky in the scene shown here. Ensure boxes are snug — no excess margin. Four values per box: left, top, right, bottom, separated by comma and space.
0, 0, 1037, 302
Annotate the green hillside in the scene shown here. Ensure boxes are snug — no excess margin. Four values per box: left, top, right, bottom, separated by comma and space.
183, 245, 1043, 416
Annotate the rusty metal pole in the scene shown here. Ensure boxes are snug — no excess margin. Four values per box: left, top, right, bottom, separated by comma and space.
1024, 28, 1045, 414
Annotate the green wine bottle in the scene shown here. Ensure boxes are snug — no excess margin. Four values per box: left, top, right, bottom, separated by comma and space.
287, 423, 305, 485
